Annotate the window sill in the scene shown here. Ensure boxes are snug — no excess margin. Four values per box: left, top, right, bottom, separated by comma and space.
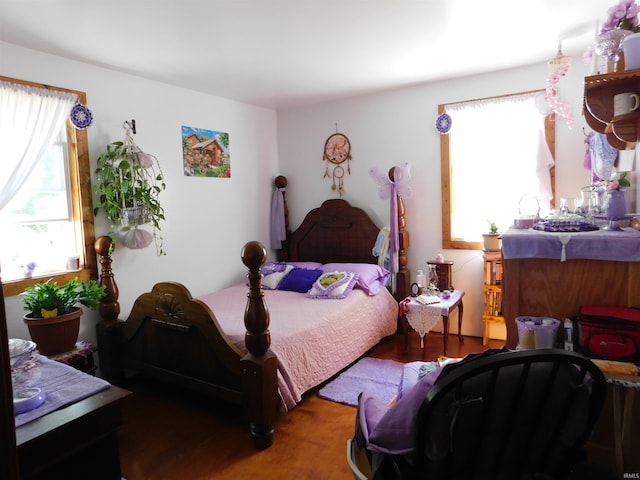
2, 269, 92, 298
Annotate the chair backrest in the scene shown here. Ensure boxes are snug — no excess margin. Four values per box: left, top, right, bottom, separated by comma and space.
413, 349, 606, 480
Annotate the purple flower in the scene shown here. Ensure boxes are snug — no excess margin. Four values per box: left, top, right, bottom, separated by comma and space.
623, 0, 640, 18
601, 0, 640, 32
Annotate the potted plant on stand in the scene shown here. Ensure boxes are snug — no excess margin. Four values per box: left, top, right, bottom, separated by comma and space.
22, 278, 106, 355
483, 221, 502, 252
93, 128, 167, 255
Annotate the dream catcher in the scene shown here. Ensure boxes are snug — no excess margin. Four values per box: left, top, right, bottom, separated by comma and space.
323, 132, 352, 196
370, 162, 413, 285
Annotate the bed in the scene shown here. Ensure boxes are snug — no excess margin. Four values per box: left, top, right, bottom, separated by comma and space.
94, 174, 410, 449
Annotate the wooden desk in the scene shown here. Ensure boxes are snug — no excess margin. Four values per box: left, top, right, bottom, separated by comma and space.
400, 291, 465, 355
501, 229, 640, 348
16, 385, 130, 480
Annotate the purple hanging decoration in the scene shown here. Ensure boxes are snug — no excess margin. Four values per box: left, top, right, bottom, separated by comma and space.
369, 162, 413, 276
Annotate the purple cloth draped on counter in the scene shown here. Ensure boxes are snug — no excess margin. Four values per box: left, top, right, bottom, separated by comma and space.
501, 228, 640, 262
14, 355, 110, 427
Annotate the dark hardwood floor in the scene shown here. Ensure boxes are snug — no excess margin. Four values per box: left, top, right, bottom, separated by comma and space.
114, 332, 623, 479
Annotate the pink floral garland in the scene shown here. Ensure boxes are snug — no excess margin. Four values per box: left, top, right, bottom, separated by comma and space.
546, 62, 573, 128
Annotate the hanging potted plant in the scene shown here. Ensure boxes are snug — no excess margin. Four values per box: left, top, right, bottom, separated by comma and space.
22, 278, 106, 355
482, 221, 502, 252
93, 129, 167, 255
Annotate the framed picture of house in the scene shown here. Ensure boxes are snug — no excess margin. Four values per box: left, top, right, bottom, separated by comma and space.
181, 125, 231, 177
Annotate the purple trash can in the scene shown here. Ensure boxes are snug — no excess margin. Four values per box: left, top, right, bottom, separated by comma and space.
516, 316, 561, 350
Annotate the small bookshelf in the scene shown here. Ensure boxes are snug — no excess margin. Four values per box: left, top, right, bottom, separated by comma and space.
482, 252, 504, 345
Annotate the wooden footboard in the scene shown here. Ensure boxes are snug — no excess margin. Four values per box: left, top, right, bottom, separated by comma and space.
95, 237, 277, 449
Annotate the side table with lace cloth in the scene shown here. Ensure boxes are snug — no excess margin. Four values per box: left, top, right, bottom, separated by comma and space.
399, 290, 465, 355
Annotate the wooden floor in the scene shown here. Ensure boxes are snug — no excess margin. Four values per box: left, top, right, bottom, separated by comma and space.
116, 332, 505, 479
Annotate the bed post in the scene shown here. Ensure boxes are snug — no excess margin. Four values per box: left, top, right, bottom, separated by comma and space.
240, 241, 278, 449
389, 167, 411, 301
94, 235, 124, 383
274, 175, 290, 261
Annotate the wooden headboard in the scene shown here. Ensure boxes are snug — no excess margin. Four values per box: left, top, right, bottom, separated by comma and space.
274, 173, 410, 299
288, 198, 379, 264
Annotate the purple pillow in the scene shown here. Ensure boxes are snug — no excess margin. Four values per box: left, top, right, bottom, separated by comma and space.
260, 263, 294, 290
361, 367, 444, 455
321, 263, 390, 295
261, 261, 289, 274
277, 268, 323, 293
288, 261, 323, 269
363, 347, 510, 456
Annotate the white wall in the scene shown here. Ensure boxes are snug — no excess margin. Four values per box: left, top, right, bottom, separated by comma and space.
277, 58, 595, 339
1, 41, 280, 344
1, 39, 611, 343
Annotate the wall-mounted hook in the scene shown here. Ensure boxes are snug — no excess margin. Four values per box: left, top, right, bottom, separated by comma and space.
123, 119, 136, 134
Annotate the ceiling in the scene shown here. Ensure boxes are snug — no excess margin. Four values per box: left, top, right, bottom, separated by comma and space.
0, 0, 614, 110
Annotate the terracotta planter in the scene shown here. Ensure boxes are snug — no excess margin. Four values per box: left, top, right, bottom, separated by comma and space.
482, 233, 502, 252
23, 307, 82, 355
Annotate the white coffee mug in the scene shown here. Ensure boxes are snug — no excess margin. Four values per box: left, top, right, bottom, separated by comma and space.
613, 92, 640, 116
66, 254, 80, 271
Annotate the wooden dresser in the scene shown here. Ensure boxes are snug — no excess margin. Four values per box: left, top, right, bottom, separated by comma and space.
16, 385, 130, 479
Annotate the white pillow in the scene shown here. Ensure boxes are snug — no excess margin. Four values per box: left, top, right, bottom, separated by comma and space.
305, 271, 358, 299
261, 263, 294, 290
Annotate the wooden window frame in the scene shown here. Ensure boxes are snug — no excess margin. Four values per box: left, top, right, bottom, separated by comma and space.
0, 76, 97, 296
439, 91, 555, 250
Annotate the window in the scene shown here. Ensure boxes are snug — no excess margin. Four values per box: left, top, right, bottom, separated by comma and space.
0, 76, 97, 296
440, 90, 555, 250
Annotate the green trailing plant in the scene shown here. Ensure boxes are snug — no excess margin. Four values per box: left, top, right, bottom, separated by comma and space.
93, 137, 167, 255
22, 278, 106, 318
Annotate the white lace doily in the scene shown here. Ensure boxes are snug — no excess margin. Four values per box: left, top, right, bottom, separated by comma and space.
405, 308, 441, 348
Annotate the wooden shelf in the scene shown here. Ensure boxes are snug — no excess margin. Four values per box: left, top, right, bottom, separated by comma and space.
482, 253, 504, 346
583, 69, 640, 149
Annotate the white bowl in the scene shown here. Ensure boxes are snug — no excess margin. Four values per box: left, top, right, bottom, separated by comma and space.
13, 387, 45, 415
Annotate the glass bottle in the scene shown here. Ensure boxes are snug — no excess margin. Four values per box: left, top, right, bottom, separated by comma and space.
427, 264, 439, 292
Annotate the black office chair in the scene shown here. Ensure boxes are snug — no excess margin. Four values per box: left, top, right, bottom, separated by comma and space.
348, 349, 608, 480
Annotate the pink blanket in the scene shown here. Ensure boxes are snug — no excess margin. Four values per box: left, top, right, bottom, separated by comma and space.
197, 284, 398, 411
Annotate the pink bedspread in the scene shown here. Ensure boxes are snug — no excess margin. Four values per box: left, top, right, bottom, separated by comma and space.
197, 284, 398, 411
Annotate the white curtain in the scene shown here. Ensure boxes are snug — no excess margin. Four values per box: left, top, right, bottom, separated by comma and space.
446, 93, 553, 240
0, 81, 77, 211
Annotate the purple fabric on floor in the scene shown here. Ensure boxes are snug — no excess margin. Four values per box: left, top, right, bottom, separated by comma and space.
318, 357, 404, 407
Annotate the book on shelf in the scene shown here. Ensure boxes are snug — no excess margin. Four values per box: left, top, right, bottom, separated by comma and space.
483, 289, 502, 316
484, 259, 503, 286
